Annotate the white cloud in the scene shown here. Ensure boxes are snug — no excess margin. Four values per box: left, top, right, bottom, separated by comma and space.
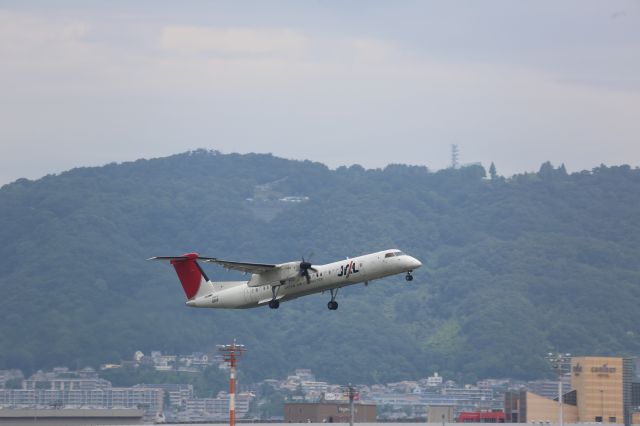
0, 10, 88, 51
159, 26, 310, 57
1, 3, 639, 185
0, 10, 90, 67
349, 38, 395, 63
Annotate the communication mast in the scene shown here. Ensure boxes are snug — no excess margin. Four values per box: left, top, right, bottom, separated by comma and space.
451, 144, 459, 169
218, 340, 246, 426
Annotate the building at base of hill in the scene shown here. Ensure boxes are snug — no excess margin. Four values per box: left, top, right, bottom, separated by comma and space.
505, 356, 635, 425
428, 405, 455, 423
0, 408, 144, 425
284, 402, 377, 423
504, 390, 578, 423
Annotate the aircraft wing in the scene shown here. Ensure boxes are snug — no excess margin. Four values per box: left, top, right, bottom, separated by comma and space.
201, 258, 277, 274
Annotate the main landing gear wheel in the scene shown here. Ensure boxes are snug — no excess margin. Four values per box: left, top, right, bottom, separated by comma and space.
268, 284, 282, 309
405, 272, 414, 281
327, 288, 339, 310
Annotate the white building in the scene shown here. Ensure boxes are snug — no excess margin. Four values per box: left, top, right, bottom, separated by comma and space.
0, 387, 163, 416
426, 372, 443, 387
183, 391, 253, 421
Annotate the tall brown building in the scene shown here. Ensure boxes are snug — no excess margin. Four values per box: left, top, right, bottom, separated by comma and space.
505, 356, 635, 425
284, 402, 377, 423
571, 357, 633, 425
571, 356, 628, 423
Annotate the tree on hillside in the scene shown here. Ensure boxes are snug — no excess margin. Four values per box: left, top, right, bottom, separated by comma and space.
489, 162, 497, 180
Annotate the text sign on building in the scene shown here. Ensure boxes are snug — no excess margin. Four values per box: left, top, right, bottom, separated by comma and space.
591, 364, 616, 374
573, 363, 617, 376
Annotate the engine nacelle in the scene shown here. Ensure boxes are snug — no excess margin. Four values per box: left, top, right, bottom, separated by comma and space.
246, 261, 299, 287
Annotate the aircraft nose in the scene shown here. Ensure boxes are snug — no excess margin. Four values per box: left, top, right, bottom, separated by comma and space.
186, 300, 196, 307
410, 257, 422, 269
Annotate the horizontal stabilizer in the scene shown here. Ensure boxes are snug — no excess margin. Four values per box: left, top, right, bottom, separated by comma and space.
148, 254, 217, 262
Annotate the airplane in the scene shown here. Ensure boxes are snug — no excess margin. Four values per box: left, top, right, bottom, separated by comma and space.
149, 249, 422, 310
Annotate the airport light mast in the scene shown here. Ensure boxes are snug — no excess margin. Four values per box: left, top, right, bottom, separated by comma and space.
218, 340, 245, 426
341, 383, 358, 426
547, 352, 571, 426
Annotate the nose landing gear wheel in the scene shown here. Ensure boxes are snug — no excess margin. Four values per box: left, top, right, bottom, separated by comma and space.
405, 272, 413, 281
268, 299, 280, 309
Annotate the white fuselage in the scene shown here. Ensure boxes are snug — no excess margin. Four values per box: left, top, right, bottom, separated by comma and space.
186, 249, 421, 309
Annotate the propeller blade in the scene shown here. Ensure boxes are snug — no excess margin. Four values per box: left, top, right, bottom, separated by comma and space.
300, 268, 310, 283
300, 255, 316, 283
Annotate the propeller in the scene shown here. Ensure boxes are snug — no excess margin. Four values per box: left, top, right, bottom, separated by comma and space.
299, 256, 318, 283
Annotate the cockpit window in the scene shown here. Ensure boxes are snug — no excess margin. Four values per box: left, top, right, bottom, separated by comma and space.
394, 251, 405, 256
384, 252, 395, 258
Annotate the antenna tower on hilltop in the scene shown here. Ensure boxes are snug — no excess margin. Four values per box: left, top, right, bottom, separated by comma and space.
451, 144, 459, 169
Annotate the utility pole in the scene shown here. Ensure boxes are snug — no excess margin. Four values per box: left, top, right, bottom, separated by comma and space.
218, 340, 245, 426
546, 352, 571, 426
347, 383, 356, 426
340, 384, 358, 426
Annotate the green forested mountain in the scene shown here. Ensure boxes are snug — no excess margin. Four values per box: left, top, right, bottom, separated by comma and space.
1, 150, 639, 385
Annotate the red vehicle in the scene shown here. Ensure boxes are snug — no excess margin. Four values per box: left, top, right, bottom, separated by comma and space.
458, 411, 505, 423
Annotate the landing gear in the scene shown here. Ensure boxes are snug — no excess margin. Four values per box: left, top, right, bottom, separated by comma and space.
327, 288, 339, 310
405, 271, 414, 281
268, 284, 282, 309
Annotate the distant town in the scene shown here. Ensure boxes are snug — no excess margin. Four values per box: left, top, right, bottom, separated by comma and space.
1, 348, 639, 424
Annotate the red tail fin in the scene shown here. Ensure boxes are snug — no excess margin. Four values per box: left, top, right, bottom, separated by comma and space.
170, 253, 207, 300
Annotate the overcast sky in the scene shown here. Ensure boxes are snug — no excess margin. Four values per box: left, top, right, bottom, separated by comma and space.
1, 1, 639, 185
